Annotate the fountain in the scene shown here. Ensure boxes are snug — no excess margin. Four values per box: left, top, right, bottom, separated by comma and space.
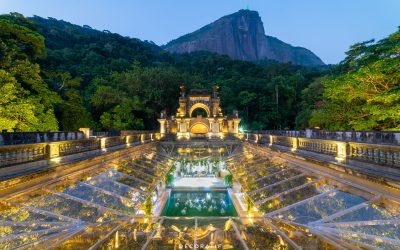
162, 189, 238, 217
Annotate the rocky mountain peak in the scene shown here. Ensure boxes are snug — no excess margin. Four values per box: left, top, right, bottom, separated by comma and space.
164, 10, 324, 66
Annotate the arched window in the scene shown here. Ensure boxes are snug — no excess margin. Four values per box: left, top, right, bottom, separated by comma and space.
189, 103, 210, 117
191, 107, 208, 117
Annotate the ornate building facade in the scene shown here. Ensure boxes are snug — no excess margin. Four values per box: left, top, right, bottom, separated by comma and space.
158, 86, 241, 139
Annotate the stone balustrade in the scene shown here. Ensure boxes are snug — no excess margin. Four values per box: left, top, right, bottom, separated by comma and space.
244, 133, 400, 169
254, 129, 400, 145
103, 136, 127, 148
92, 131, 121, 137
0, 131, 85, 146
297, 138, 338, 156
0, 143, 48, 167
0, 129, 161, 146
58, 139, 102, 156
121, 130, 158, 135
0, 132, 161, 168
348, 142, 400, 168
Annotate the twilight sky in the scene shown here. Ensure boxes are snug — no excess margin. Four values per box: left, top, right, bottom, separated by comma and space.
0, 0, 399, 64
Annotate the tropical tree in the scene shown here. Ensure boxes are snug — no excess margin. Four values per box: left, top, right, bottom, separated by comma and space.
0, 14, 60, 131
309, 28, 400, 130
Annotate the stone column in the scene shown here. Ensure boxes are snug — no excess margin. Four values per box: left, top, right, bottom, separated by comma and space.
208, 119, 213, 133
291, 137, 298, 151
218, 119, 223, 133
213, 121, 219, 134
101, 138, 107, 150
79, 128, 91, 139
141, 134, 145, 142
336, 141, 349, 162
233, 119, 241, 134
186, 120, 190, 133
269, 135, 274, 146
46, 143, 60, 160
125, 135, 131, 145
157, 119, 166, 134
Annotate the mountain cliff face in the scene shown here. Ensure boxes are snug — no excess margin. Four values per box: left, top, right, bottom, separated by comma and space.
164, 10, 324, 66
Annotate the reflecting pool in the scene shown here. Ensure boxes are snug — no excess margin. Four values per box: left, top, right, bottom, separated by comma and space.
162, 190, 238, 216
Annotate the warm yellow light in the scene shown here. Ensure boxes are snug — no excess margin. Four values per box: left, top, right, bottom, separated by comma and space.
248, 217, 254, 224
335, 156, 345, 163
51, 157, 61, 163
115, 230, 119, 248
278, 235, 285, 246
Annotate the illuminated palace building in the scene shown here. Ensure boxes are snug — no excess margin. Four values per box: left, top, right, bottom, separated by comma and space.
1, 86, 399, 249
158, 85, 241, 140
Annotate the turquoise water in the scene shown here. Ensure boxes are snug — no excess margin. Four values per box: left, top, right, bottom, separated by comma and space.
162, 190, 238, 216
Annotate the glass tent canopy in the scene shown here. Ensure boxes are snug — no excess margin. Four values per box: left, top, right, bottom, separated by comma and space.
0, 145, 399, 249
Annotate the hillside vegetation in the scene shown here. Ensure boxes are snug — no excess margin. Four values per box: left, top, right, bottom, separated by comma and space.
0, 13, 398, 132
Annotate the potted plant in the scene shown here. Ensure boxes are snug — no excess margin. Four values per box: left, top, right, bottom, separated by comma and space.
165, 173, 174, 187
224, 174, 233, 188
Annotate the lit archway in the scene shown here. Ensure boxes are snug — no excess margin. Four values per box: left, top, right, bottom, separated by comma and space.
190, 122, 209, 134
191, 107, 208, 117
189, 103, 210, 117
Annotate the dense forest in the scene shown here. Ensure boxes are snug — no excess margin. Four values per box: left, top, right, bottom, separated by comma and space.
0, 13, 399, 132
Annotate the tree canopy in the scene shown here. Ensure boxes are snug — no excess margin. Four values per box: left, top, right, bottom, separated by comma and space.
0, 13, 60, 131
308, 27, 400, 130
1, 13, 397, 132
